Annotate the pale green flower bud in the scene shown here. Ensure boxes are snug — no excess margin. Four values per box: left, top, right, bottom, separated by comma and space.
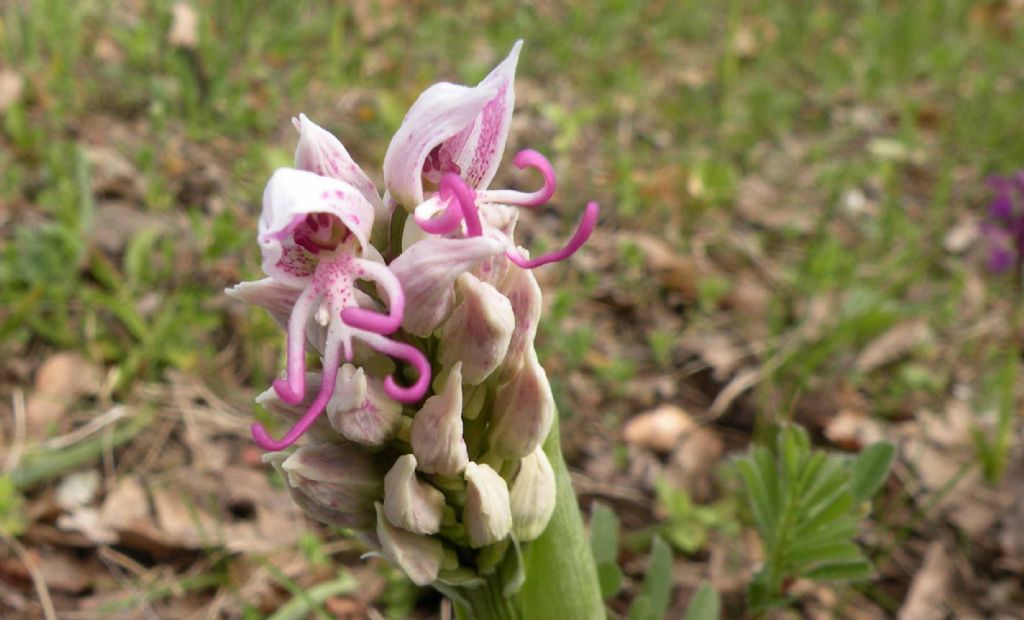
265, 443, 384, 530
509, 447, 556, 541
439, 273, 515, 385
327, 364, 402, 446
375, 503, 444, 586
488, 347, 554, 459
383, 454, 446, 535
411, 363, 469, 476
463, 462, 512, 548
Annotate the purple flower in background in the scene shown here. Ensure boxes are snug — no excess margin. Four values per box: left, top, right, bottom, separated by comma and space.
983, 173, 1024, 273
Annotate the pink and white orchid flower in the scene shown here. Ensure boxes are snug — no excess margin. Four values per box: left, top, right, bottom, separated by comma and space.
382, 40, 598, 274
240, 168, 429, 451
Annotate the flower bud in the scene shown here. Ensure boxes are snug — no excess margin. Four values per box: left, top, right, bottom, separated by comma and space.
389, 236, 505, 337
509, 447, 556, 541
411, 363, 469, 476
439, 273, 515, 385
383, 455, 446, 535
488, 347, 554, 459
375, 503, 443, 586
266, 443, 384, 529
463, 462, 512, 548
327, 364, 402, 446
496, 266, 542, 379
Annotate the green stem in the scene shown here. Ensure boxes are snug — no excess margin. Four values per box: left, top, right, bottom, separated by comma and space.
518, 415, 605, 619
457, 572, 521, 620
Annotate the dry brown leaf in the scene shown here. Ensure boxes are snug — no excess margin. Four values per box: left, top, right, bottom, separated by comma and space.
855, 319, 933, 374
943, 214, 980, 254
0, 69, 23, 112
623, 233, 698, 298
0, 548, 94, 594
680, 331, 747, 381
898, 542, 952, 620
735, 176, 812, 232
622, 404, 697, 453
55, 469, 102, 511
89, 200, 187, 253
824, 409, 885, 452
26, 352, 103, 435
667, 426, 724, 501
168, 2, 199, 49
85, 146, 141, 198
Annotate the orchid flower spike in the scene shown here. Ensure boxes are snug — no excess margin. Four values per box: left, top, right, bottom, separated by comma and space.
250, 168, 429, 451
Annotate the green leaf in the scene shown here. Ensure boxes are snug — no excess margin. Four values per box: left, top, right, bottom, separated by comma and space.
590, 502, 620, 565
519, 419, 605, 620
802, 559, 873, 582
597, 562, 624, 599
850, 441, 895, 502
737, 458, 774, 538
683, 582, 720, 620
786, 541, 864, 571
628, 536, 673, 620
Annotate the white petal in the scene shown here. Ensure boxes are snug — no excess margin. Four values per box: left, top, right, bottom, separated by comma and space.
258, 168, 375, 286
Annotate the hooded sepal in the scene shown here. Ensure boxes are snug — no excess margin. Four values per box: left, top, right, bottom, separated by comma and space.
382, 40, 522, 208
293, 113, 389, 245
259, 168, 375, 287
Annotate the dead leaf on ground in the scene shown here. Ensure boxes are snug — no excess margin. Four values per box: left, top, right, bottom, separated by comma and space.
85, 146, 141, 198
623, 233, 698, 298
0, 69, 23, 112
855, 319, 933, 374
26, 352, 104, 436
168, 2, 199, 49
89, 201, 189, 254
667, 426, 724, 502
680, 331, 748, 381
623, 404, 697, 453
735, 176, 812, 233
944, 214, 980, 254
898, 541, 952, 620
0, 547, 94, 594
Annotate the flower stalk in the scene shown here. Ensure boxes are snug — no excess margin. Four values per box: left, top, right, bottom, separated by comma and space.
227, 40, 604, 619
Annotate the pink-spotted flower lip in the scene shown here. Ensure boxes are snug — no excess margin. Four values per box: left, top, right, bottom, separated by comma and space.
249, 168, 431, 452
259, 168, 376, 288
383, 40, 522, 208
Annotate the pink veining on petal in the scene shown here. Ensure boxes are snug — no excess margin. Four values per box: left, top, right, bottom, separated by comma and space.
506, 201, 599, 269
478, 149, 556, 207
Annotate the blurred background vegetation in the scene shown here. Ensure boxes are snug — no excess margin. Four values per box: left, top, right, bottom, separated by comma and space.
1, 1, 1023, 618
